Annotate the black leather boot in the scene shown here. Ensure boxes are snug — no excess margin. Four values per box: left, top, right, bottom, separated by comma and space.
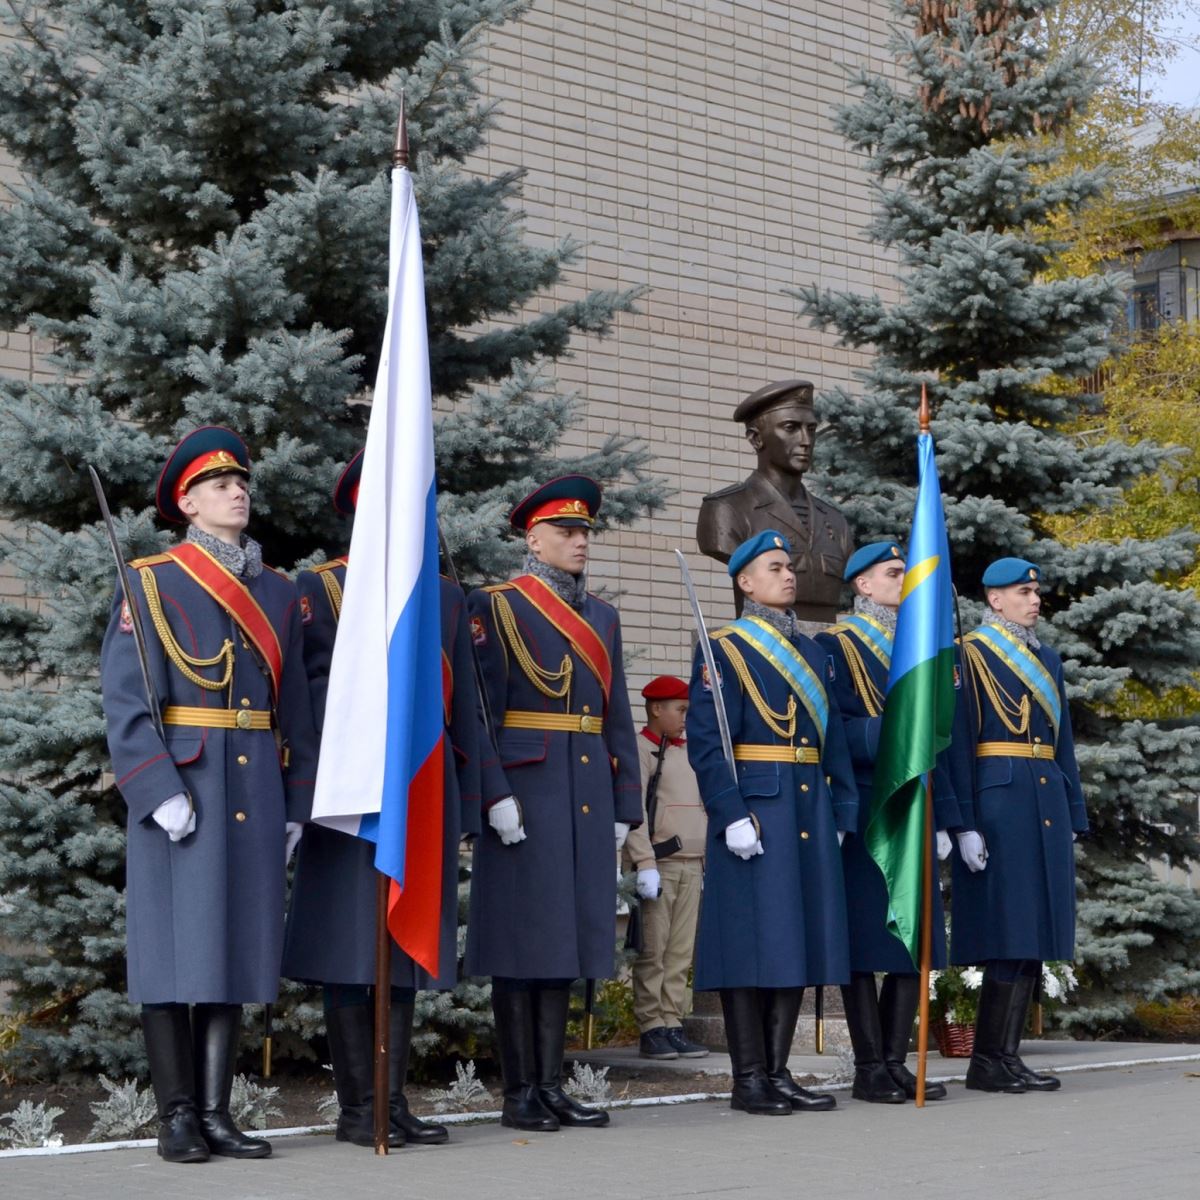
141, 1005, 209, 1163
763, 987, 836, 1111
325, 1000, 402, 1148
965, 974, 1028, 1094
534, 985, 609, 1127
720, 988, 791, 1115
879, 974, 946, 1101
492, 980, 559, 1131
390, 996, 450, 1143
841, 973, 905, 1103
192, 1004, 272, 1157
1000, 971, 1061, 1092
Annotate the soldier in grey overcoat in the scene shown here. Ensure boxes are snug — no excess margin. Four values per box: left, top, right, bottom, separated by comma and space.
282, 451, 480, 1147
100, 426, 318, 1164
465, 476, 642, 1132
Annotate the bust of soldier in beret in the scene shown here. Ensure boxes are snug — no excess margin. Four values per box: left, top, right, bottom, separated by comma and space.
696, 380, 852, 623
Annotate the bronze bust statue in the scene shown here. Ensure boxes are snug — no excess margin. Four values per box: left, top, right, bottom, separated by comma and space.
696, 379, 852, 624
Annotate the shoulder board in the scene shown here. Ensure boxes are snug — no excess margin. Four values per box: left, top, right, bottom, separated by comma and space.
586, 592, 614, 613
309, 559, 346, 575
822, 624, 850, 637
481, 582, 514, 594
127, 552, 172, 569
702, 481, 748, 501
263, 564, 289, 580
710, 625, 735, 639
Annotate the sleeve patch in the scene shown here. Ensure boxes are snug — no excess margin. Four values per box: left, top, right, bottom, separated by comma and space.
953, 664, 962, 690
701, 662, 722, 691
119, 599, 134, 634
470, 615, 488, 646
300, 594, 314, 625
826, 655, 836, 682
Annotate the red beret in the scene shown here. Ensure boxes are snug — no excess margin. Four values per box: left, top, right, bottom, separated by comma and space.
642, 676, 688, 702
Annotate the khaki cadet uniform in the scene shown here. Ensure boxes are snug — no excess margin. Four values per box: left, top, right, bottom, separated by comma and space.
625, 723, 706, 1041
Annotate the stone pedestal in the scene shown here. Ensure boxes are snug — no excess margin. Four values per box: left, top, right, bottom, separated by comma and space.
683, 986, 851, 1054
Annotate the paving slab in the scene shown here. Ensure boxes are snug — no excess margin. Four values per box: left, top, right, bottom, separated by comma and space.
2, 1046, 1198, 1200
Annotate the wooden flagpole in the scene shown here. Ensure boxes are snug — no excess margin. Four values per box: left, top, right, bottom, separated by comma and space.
371, 94, 412, 1159
915, 382, 934, 1109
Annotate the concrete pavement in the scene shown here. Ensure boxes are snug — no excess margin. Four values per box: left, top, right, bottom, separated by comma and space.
3, 1050, 1198, 1200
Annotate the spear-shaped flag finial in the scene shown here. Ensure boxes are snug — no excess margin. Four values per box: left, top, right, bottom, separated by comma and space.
919, 381, 930, 433
393, 94, 409, 169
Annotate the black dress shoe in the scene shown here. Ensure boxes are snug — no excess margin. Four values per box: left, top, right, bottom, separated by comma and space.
391, 1097, 449, 1144
501, 1085, 560, 1132
732, 1070, 794, 1115
767, 1071, 837, 1112
157, 1109, 211, 1163
639, 1027, 679, 1060
665, 1028, 709, 1058
851, 1062, 907, 1104
538, 1085, 610, 1127
1000, 1056, 1061, 1091
886, 1061, 947, 1101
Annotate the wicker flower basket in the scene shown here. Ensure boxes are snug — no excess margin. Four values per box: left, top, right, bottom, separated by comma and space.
932, 1018, 975, 1058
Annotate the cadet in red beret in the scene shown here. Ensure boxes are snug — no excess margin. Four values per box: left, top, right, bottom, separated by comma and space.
625, 676, 710, 1060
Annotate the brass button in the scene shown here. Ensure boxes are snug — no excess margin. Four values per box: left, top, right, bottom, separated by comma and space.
240, 697, 251, 707
826, 775, 832, 785
1039, 776, 1047, 785
800, 737, 809, 746
581, 754, 590, 764
579, 715, 597, 734
582, 705, 591, 714
1034, 737, 1042, 744
1043, 818, 1052, 827
800, 784, 809, 793
581, 804, 590, 814
800, 831, 810, 840
237, 755, 248, 766
236, 709, 252, 729
235, 811, 247, 823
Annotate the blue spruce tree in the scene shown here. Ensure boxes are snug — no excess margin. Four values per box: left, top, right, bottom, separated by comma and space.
0, 0, 662, 1077
795, 0, 1200, 1028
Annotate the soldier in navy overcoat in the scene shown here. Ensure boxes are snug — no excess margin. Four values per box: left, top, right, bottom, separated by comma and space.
687, 530, 858, 1116
465, 476, 642, 1132
947, 557, 1088, 1095
100, 427, 318, 1163
815, 541, 961, 1103
282, 452, 478, 1147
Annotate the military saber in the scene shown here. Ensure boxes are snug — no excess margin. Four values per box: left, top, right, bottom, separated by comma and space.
262, 1003, 273, 1078
814, 987, 825, 1054
583, 978, 597, 1050
674, 549, 737, 786
88, 466, 165, 742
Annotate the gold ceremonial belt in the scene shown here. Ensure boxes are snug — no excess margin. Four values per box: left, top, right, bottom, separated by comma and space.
733, 744, 820, 765
162, 705, 272, 731
503, 710, 604, 735
976, 741, 1054, 760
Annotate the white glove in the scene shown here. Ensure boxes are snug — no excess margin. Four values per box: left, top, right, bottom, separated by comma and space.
615, 821, 630, 851
837, 830, 845, 847
285, 822, 304, 866
636, 867, 662, 900
725, 817, 763, 860
957, 830, 988, 872
488, 796, 526, 845
1072, 832, 1078, 843
936, 831, 953, 861
152, 793, 195, 842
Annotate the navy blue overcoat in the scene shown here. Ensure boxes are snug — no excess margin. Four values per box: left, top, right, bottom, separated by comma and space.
283, 569, 481, 990
464, 580, 642, 980
687, 625, 858, 990
814, 625, 962, 974
947, 630, 1088, 964
100, 548, 317, 1005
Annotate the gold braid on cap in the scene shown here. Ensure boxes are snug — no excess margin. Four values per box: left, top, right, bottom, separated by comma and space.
140, 567, 235, 693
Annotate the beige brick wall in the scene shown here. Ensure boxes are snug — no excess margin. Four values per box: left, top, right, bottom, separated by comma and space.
466, 0, 898, 696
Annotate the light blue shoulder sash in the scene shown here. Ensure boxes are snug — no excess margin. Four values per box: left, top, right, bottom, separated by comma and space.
967, 624, 1061, 735
831, 612, 893, 670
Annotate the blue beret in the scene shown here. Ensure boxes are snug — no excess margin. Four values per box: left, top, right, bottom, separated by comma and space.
982, 557, 1041, 588
844, 540, 905, 582
728, 529, 792, 578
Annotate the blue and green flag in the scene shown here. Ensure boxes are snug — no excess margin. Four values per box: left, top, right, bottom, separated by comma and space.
866, 429, 957, 968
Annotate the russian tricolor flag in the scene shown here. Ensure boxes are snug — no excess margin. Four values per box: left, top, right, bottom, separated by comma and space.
311, 147, 444, 977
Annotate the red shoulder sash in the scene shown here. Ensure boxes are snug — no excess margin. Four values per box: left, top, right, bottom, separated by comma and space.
507, 574, 613, 704
166, 543, 285, 699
